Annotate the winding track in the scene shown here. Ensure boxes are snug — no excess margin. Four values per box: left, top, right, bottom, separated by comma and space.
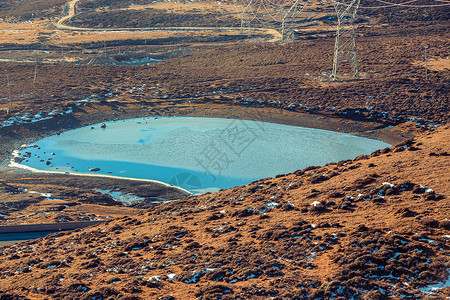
54, 0, 283, 42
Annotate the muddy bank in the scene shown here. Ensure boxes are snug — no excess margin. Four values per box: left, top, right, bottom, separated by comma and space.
0, 101, 420, 225
1, 102, 420, 179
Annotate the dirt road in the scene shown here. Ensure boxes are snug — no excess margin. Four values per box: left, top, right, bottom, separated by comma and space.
54, 0, 283, 42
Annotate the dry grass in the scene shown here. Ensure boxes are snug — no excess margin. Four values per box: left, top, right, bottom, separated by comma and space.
0, 0, 67, 19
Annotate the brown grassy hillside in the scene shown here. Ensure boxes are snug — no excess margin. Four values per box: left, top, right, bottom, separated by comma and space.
0, 125, 448, 299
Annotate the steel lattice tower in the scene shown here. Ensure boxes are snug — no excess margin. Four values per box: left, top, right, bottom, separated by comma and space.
332, 0, 360, 80
239, 0, 307, 41
240, 0, 254, 33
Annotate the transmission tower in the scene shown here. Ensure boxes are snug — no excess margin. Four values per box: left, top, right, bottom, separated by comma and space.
240, 0, 265, 34
240, 0, 255, 33
332, 0, 360, 80
280, 0, 303, 40
239, 0, 308, 41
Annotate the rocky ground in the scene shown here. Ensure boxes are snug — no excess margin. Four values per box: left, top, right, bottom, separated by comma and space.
0, 125, 448, 299
0, 0, 449, 298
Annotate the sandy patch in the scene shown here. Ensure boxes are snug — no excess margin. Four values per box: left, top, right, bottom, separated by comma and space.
412, 57, 450, 72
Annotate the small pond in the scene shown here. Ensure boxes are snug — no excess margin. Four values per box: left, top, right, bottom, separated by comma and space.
15, 117, 390, 193
0, 232, 58, 242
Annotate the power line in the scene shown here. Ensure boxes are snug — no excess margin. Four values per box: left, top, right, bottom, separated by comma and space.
334, 0, 450, 8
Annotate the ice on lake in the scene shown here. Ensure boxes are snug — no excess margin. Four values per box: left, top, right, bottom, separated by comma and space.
17, 117, 390, 193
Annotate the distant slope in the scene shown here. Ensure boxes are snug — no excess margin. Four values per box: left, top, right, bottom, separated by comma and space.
78, 0, 177, 10
0, 125, 448, 299
360, 0, 450, 24
69, 9, 239, 28
0, 0, 67, 20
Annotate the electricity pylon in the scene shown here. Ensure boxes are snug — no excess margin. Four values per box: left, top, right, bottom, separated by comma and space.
280, 0, 303, 40
240, 0, 259, 34
239, 0, 307, 41
240, 0, 250, 32
332, 0, 360, 80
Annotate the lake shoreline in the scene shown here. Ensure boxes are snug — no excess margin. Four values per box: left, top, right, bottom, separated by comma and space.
0, 102, 418, 197
0, 102, 415, 166
12, 116, 391, 193
8, 160, 193, 195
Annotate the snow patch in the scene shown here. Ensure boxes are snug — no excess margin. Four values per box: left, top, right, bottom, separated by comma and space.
421, 270, 450, 294
94, 189, 145, 205
166, 274, 176, 280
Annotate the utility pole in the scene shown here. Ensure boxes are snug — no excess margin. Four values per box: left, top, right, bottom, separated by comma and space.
7, 75, 12, 115
332, 0, 360, 80
425, 47, 428, 80
34, 51, 39, 83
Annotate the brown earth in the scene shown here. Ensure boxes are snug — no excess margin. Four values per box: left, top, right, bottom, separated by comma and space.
0, 125, 448, 299
0, 0, 449, 298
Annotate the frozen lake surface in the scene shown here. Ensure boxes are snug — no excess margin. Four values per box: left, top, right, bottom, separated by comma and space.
17, 117, 390, 193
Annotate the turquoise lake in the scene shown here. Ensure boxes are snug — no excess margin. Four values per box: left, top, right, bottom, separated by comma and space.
17, 117, 390, 193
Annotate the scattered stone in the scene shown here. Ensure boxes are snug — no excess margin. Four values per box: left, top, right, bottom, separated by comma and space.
13, 156, 23, 163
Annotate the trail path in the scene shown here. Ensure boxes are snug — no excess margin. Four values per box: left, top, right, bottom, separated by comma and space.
56, 0, 79, 28
54, 0, 282, 42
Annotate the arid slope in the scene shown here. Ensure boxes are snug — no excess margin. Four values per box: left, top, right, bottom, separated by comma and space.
0, 125, 448, 299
